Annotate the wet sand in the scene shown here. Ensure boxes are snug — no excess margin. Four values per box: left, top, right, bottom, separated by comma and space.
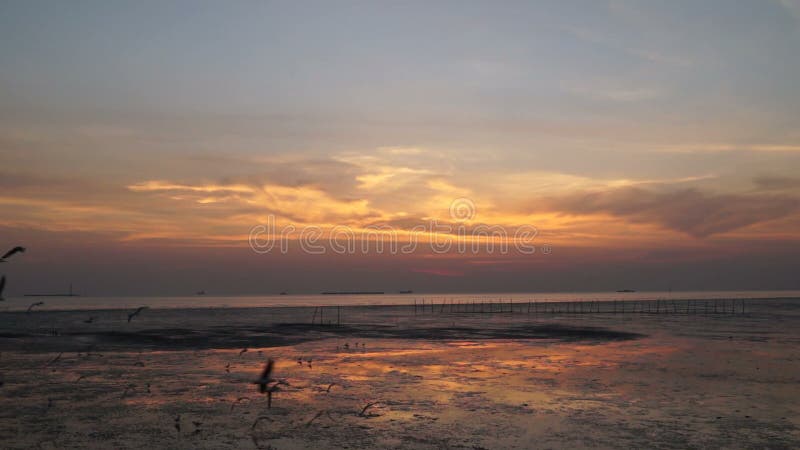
1, 299, 799, 448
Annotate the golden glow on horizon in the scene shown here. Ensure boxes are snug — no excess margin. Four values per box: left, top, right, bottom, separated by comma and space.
2, 144, 799, 254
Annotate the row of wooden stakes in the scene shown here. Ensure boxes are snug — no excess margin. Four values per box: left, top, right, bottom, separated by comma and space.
412, 298, 747, 315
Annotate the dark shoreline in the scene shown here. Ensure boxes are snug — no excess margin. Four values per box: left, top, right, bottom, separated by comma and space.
0, 320, 643, 353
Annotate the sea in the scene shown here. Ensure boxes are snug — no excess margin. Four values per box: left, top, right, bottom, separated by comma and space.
1, 290, 799, 312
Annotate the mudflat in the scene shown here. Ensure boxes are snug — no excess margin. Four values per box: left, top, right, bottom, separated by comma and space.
0, 299, 798, 449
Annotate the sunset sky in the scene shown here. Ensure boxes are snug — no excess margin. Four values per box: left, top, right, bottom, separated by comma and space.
2, 0, 800, 295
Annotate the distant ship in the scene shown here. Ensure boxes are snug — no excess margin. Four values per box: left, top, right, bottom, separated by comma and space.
196, 290, 206, 295
321, 291, 384, 295
280, 292, 288, 295
398, 290, 413, 294
616, 289, 636, 293
25, 283, 80, 297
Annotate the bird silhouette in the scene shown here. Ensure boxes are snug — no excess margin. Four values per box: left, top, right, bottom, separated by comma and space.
127, 306, 147, 322
0, 246, 25, 262
230, 396, 250, 412
239, 348, 248, 356
46, 352, 63, 366
0, 275, 5, 301
359, 401, 380, 417
83, 316, 96, 324
253, 359, 286, 408
255, 359, 274, 394
26, 301, 44, 313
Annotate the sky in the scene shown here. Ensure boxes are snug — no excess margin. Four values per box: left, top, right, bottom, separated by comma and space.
1, 0, 800, 295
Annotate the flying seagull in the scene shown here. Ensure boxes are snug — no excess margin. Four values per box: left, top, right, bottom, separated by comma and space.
27, 301, 44, 313
0, 275, 5, 300
46, 352, 63, 366
0, 246, 25, 262
255, 359, 274, 394
253, 359, 287, 408
127, 306, 148, 323
230, 396, 250, 412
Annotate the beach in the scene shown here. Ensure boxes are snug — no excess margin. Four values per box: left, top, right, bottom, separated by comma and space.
0, 297, 798, 449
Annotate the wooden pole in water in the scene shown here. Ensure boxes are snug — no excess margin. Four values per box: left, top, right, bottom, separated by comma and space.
337, 305, 341, 326
311, 307, 318, 325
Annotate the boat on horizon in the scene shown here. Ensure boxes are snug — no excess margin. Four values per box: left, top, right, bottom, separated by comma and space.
321, 291, 384, 295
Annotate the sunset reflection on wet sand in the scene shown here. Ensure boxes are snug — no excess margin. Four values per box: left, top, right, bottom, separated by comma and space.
1, 300, 799, 448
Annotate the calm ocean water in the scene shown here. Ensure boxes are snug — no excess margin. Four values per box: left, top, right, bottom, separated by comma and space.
1, 290, 798, 312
